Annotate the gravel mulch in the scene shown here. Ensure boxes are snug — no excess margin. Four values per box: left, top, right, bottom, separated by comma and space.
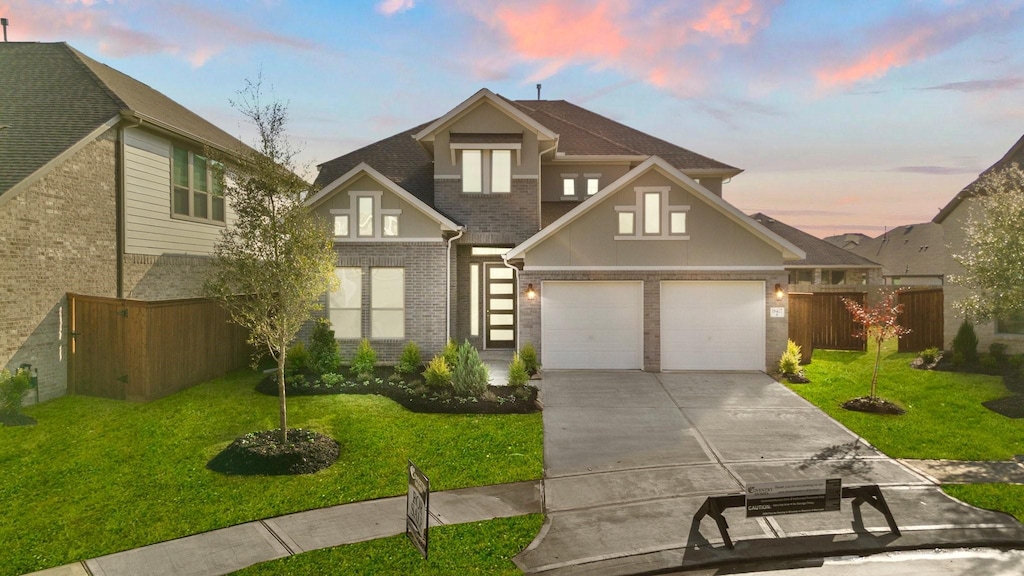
982, 395, 1024, 419
207, 429, 339, 476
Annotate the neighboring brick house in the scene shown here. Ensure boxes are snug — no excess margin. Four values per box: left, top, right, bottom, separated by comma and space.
839, 222, 945, 287
0, 42, 245, 402
308, 89, 805, 372
750, 214, 882, 294
934, 133, 1024, 353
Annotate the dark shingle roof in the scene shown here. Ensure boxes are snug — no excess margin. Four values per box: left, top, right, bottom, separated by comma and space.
934, 132, 1024, 223
0, 42, 243, 197
846, 223, 944, 278
750, 213, 880, 268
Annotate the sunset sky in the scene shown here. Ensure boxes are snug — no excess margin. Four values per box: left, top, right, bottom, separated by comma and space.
4, 0, 1023, 237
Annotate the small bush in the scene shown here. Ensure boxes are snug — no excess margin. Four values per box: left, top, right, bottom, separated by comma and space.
989, 342, 1009, 363
423, 355, 452, 390
351, 339, 377, 380
778, 339, 802, 375
951, 351, 966, 367
1009, 354, 1024, 369
507, 354, 530, 388
0, 369, 32, 415
308, 318, 342, 375
319, 373, 346, 387
952, 320, 979, 364
980, 355, 999, 371
451, 341, 489, 397
519, 343, 540, 376
285, 343, 309, 373
920, 347, 940, 364
442, 339, 459, 369
396, 341, 422, 376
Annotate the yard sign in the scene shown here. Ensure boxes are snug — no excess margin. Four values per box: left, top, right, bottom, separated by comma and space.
746, 478, 842, 517
406, 460, 430, 559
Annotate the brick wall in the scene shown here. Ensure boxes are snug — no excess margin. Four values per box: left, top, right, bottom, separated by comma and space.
434, 179, 540, 245
518, 270, 788, 372
123, 254, 215, 300
305, 242, 449, 363
0, 130, 118, 403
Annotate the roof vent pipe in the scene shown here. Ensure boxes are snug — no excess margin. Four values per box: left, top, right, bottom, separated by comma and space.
536, 83, 541, 100
1, 18, 8, 42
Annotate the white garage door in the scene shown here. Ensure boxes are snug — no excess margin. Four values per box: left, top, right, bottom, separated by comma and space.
542, 281, 643, 369
661, 281, 765, 371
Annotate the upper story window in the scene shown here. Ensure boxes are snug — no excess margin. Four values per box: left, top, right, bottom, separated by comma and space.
790, 269, 814, 284
330, 191, 401, 241
585, 174, 600, 195
461, 150, 511, 194
562, 174, 577, 197
171, 146, 224, 224
615, 186, 689, 240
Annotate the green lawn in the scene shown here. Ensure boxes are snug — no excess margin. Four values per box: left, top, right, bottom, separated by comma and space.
232, 514, 544, 575
791, 342, 1023, 461
0, 371, 542, 576
943, 485, 1024, 523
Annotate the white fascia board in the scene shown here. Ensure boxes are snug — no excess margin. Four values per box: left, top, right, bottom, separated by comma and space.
551, 154, 648, 163
412, 88, 558, 143
506, 155, 805, 261
306, 162, 460, 231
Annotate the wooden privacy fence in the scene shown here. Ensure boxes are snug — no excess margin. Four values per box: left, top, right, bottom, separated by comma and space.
788, 292, 868, 360
68, 294, 252, 402
897, 288, 944, 353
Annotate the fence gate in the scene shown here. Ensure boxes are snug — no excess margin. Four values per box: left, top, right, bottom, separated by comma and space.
788, 293, 814, 363
69, 294, 129, 400
897, 288, 944, 353
810, 292, 867, 351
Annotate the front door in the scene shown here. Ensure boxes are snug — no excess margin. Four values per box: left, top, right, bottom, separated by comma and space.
484, 263, 516, 348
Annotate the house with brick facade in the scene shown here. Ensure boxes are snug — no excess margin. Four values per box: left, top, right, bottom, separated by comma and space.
0, 42, 245, 403
308, 89, 805, 371
934, 133, 1024, 353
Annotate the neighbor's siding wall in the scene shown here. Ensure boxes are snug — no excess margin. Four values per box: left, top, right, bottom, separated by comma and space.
0, 129, 118, 403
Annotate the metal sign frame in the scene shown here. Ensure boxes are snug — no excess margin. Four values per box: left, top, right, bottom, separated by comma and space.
406, 460, 430, 559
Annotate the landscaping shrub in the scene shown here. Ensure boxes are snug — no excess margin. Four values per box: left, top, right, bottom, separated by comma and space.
953, 320, 979, 364
319, 373, 345, 387
396, 341, 422, 376
0, 369, 31, 415
308, 318, 342, 375
778, 339, 802, 374
989, 342, 1008, 363
920, 347, 940, 364
285, 342, 309, 373
1009, 354, 1024, 369
442, 339, 459, 369
351, 339, 377, 380
980, 355, 999, 371
508, 354, 530, 388
519, 343, 540, 376
423, 355, 452, 390
451, 341, 489, 397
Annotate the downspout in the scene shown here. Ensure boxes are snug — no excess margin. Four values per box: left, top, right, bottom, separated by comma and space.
446, 227, 466, 344
501, 254, 521, 353
116, 125, 127, 298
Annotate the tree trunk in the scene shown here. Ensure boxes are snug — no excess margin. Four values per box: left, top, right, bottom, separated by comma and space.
277, 352, 288, 445
870, 338, 882, 400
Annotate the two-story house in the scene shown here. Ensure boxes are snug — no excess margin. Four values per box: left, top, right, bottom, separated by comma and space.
0, 42, 245, 402
307, 89, 804, 372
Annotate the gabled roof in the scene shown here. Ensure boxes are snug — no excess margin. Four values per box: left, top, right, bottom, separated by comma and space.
933, 132, 1024, 223
0, 42, 244, 199
845, 222, 944, 278
306, 162, 461, 232
506, 157, 803, 261
750, 214, 879, 268
413, 88, 558, 143
511, 99, 741, 175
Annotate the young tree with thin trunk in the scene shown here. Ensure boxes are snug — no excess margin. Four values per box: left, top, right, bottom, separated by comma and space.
952, 163, 1024, 324
842, 291, 911, 401
205, 77, 337, 444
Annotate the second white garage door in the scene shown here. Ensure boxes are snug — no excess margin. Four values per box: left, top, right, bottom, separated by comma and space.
541, 281, 643, 369
661, 281, 765, 371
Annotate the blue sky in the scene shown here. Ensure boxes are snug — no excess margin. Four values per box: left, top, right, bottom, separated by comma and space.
4, 0, 1023, 237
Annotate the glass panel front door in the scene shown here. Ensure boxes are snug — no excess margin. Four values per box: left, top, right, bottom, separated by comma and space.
484, 262, 516, 348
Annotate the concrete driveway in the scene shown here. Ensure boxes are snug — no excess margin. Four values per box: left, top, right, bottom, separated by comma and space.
515, 371, 1024, 574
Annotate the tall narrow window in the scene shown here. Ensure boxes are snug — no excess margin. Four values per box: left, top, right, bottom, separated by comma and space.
462, 150, 482, 193
329, 268, 362, 338
644, 192, 661, 234
470, 263, 480, 336
491, 150, 511, 193
563, 178, 575, 196
357, 196, 374, 237
371, 268, 405, 338
192, 154, 209, 219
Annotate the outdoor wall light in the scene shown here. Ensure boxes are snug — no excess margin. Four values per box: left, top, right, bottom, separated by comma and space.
774, 284, 785, 301
525, 283, 537, 300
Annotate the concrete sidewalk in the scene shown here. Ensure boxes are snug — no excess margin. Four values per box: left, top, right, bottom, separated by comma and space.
27, 481, 541, 576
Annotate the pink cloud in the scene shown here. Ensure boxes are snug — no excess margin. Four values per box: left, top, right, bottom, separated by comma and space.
377, 0, 417, 16
817, 3, 1022, 89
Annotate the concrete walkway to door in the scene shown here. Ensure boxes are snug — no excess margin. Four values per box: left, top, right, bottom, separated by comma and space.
515, 371, 1024, 575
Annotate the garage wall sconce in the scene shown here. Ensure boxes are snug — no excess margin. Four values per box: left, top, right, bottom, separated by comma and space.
525, 283, 537, 300
774, 284, 785, 301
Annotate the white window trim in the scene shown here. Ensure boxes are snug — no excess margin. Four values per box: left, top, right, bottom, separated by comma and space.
454, 148, 517, 193
450, 142, 522, 166
330, 191, 402, 240
614, 187, 690, 241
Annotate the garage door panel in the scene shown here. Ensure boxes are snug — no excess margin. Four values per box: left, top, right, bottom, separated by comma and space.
661, 281, 765, 371
542, 282, 642, 370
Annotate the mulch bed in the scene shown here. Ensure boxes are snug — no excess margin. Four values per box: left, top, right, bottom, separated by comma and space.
841, 396, 906, 415
931, 355, 1024, 416
0, 412, 36, 427
207, 428, 339, 476
255, 372, 541, 415
982, 395, 1024, 419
